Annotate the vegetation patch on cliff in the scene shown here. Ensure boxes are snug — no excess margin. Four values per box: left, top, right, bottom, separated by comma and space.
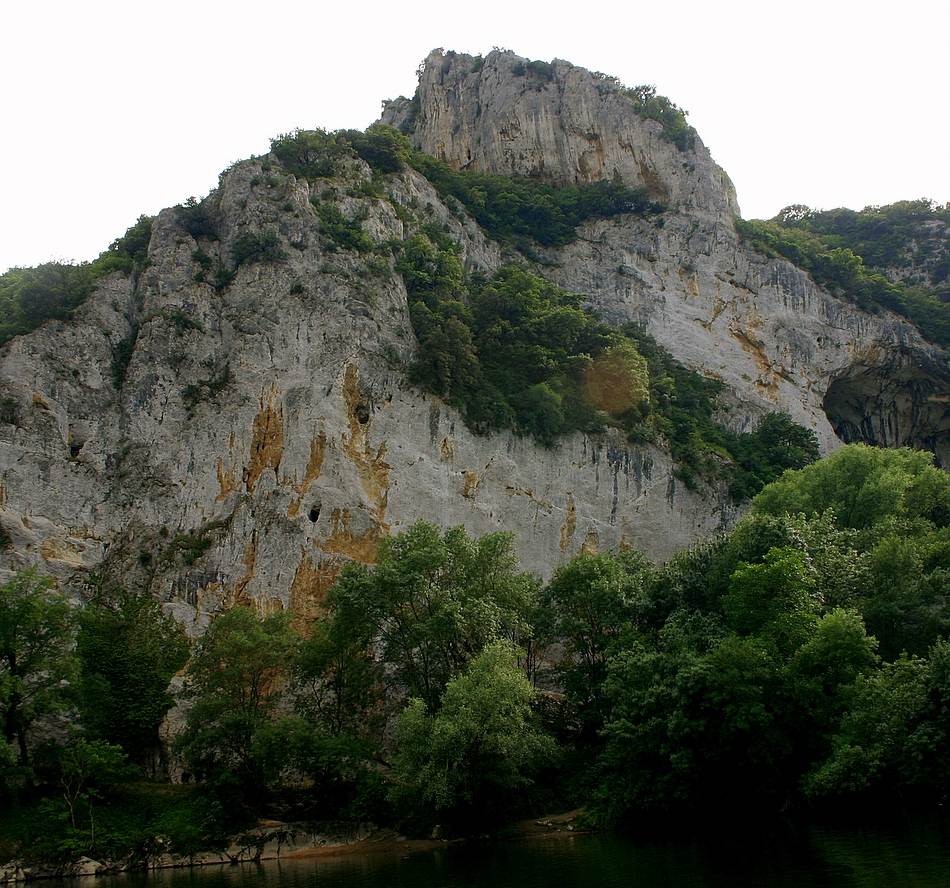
270, 125, 663, 252
399, 230, 817, 498
738, 200, 949, 349
408, 150, 663, 249
621, 84, 696, 152
774, 199, 948, 291
0, 216, 152, 348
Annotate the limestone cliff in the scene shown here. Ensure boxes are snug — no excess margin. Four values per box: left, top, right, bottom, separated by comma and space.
0, 49, 946, 628
385, 50, 949, 462
381, 49, 738, 223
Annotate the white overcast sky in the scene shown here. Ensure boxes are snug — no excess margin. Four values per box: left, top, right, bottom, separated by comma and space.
2, 0, 948, 272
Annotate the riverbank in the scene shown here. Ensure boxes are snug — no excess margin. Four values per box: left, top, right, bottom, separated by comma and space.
0, 811, 589, 882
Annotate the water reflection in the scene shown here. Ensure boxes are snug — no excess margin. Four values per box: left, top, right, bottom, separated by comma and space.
84, 821, 950, 888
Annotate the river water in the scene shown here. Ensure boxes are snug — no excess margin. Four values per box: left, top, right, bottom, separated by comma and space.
79, 818, 950, 888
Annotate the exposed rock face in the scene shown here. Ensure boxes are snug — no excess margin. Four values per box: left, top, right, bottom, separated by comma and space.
381, 49, 738, 223
0, 49, 946, 627
0, 156, 734, 630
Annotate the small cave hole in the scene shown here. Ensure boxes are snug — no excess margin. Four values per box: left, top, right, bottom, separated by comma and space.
67, 423, 90, 459
355, 402, 370, 425
308, 505, 321, 523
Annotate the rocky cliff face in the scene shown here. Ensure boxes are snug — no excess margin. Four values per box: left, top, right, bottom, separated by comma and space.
0, 49, 946, 626
381, 49, 738, 223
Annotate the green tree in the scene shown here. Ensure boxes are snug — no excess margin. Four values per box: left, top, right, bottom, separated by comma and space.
543, 551, 650, 736
54, 737, 129, 831
803, 646, 947, 803
728, 412, 820, 501
723, 547, 820, 652
77, 590, 188, 766
786, 608, 878, 762
0, 571, 77, 777
329, 522, 537, 711
177, 607, 298, 809
294, 617, 382, 739
390, 641, 556, 824
752, 444, 950, 530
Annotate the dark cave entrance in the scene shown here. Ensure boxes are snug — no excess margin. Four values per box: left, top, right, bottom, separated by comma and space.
822, 363, 950, 467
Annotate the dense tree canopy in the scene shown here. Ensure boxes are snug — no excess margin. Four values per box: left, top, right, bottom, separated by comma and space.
77, 589, 188, 765
328, 522, 538, 711
391, 641, 556, 825
0, 571, 77, 781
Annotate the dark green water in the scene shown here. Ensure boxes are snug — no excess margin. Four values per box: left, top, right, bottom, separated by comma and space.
88, 823, 950, 888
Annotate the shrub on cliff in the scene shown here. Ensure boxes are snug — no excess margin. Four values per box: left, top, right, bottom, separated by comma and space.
409, 150, 661, 248
623, 85, 696, 152
230, 229, 286, 268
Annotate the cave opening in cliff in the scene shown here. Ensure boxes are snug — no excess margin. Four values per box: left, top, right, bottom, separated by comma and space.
823, 363, 950, 467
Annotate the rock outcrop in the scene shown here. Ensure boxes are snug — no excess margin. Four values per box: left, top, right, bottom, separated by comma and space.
387, 50, 949, 457
381, 49, 738, 223
0, 48, 946, 628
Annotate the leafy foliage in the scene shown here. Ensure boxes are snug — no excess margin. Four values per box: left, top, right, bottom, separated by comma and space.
774, 199, 949, 292
270, 124, 411, 179
270, 129, 351, 178
177, 198, 219, 240
313, 202, 374, 253
390, 642, 556, 825
230, 229, 286, 268
511, 59, 556, 81
804, 641, 950, 804
77, 590, 188, 764
2, 782, 228, 864
752, 443, 950, 530
270, 124, 661, 251
3, 450, 949, 860
328, 522, 538, 711
0, 571, 78, 783
542, 551, 650, 737
177, 607, 298, 812
592, 445, 950, 825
